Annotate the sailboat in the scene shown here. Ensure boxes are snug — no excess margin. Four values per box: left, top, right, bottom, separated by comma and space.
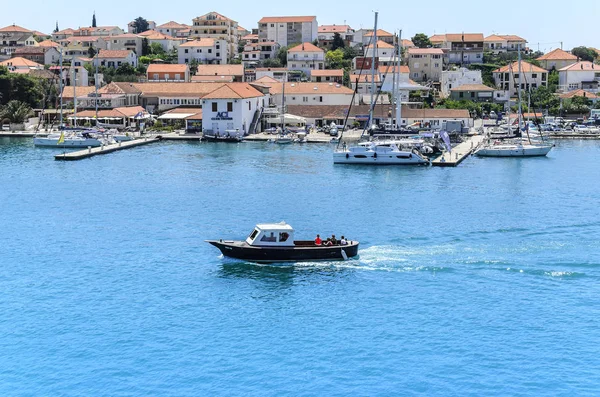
34, 52, 105, 148
475, 45, 553, 158
333, 14, 429, 165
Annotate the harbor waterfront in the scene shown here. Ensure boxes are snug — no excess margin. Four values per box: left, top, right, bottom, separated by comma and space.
2, 137, 600, 395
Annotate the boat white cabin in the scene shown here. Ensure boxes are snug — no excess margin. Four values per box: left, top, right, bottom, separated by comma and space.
246, 222, 295, 246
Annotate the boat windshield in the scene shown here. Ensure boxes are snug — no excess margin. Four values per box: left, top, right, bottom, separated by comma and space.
248, 229, 259, 240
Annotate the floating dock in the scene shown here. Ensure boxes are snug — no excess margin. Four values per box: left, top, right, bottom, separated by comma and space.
54, 137, 160, 161
431, 135, 485, 167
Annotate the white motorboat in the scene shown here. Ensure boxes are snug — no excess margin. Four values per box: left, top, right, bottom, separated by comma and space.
334, 141, 429, 164
33, 131, 105, 147
274, 133, 293, 144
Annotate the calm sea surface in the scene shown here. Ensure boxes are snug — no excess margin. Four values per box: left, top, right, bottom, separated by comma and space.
1, 137, 600, 396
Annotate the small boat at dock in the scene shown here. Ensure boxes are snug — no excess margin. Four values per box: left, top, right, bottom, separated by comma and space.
207, 222, 359, 263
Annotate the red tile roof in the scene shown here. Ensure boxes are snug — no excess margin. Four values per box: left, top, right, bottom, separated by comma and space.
97, 50, 134, 59
365, 29, 393, 37
558, 89, 599, 99
147, 64, 188, 73
366, 40, 395, 50
194, 12, 236, 23
288, 42, 323, 53
311, 69, 343, 77
0, 57, 43, 68
318, 25, 352, 33
156, 21, 189, 29
537, 48, 578, 61
202, 83, 264, 99
37, 40, 60, 48
493, 60, 547, 73
450, 84, 495, 92
180, 39, 216, 47
196, 64, 244, 76
559, 61, 600, 72
259, 16, 316, 23
408, 48, 444, 55
0, 24, 31, 33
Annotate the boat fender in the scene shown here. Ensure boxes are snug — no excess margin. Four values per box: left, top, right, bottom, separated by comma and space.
346, 153, 349, 159
341, 249, 348, 260
373, 152, 377, 158
409, 153, 412, 158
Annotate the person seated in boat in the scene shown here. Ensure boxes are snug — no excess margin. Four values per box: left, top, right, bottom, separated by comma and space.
330, 235, 338, 245
314, 234, 322, 246
323, 238, 333, 246
340, 236, 348, 245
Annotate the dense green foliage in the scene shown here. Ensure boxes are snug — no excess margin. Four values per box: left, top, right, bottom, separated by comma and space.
132, 17, 149, 34
411, 33, 432, 48
0, 100, 32, 123
571, 46, 598, 62
0, 66, 44, 108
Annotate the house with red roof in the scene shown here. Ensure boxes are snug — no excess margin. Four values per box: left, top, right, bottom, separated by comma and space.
13, 46, 60, 65
241, 40, 280, 68
0, 56, 43, 72
258, 16, 318, 47
0, 24, 37, 59
431, 33, 484, 65
493, 61, 548, 96
107, 34, 143, 55
147, 63, 190, 82
484, 35, 527, 54
156, 21, 190, 39
94, 49, 138, 68
201, 83, 268, 136
558, 61, 600, 93
190, 12, 239, 61
286, 42, 324, 77
317, 25, 354, 48
536, 48, 578, 71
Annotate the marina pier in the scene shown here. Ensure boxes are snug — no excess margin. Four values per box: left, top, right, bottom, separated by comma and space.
54, 137, 160, 161
431, 135, 485, 167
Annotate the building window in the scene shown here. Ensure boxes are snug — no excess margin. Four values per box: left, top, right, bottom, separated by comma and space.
212, 102, 218, 111
532, 74, 537, 78
185, 49, 188, 53
208, 49, 212, 53
470, 92, 475, 98
227, 102, 233, 112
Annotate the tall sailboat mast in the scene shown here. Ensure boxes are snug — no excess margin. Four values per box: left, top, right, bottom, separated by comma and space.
72, 67, 77, 127
58, 47, 63, 128
517, 43, 522, 135
369, 11, 378, 129
94, 50, 99, 123
395, 29, 402, 129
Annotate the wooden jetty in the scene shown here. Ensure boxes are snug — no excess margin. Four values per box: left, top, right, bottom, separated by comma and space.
54, 137, 160, 161
431, 135, 485, 167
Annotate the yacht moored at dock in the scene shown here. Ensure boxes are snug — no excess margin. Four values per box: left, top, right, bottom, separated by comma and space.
207, 222, 359, 263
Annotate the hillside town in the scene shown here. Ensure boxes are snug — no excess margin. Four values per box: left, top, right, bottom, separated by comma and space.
1, 11, 599, 136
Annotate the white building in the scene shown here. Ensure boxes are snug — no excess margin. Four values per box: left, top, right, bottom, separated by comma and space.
258, 16, 318, 47
107, 34, 143, 55
178, 39, 228, 65
431, 33, 484, 65
156, 21, 190, 39
190, 12, 239, 61
0, 56, 43, 72
137, 30, 184, 52
201, 83, 267, 135
241, 40, 280, 68
407, 48, 444, 82
353, 29, 394, 47
441, 67, 483, 98
317, 25, 354, 47
257, 80, 354, 107
558, 61, 600, 93
127, 20, 156, 34
72, 26, 125, 37
286, 42, 325, 77
484, 35, 527, 54
493, 61, 548, 96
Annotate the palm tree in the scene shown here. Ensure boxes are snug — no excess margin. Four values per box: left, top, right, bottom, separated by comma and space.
0, 100, 32, 124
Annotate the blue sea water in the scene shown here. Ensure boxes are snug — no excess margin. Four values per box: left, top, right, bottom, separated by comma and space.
1, 137, 600, 396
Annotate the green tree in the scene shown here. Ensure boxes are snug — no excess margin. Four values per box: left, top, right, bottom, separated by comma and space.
141, 38, 150, 56
132, 17, 149, 34
262, 58, 282, 68
411, 33, 432, 48
189, 59, 200, 74
571, 46, 597, 62
547, 70, 559, 93
326, 49, 344, 69
116, 63, 136, 75
92, 12, 97, 28
331, 32, 345, 51
342, 46, 358, 60
277, 46, 289, 66
53, 21, 59, 33
88, 46, 96, 58
149, 42, 165, 56
0, 100, 32, 123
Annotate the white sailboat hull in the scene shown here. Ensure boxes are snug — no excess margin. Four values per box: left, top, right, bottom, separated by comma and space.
33, 134, 103, 148
333, 150, 429, 165
475, 144, 553, 157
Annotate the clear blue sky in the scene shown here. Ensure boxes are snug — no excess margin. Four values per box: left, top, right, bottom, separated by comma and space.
2, 0, 598, 52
